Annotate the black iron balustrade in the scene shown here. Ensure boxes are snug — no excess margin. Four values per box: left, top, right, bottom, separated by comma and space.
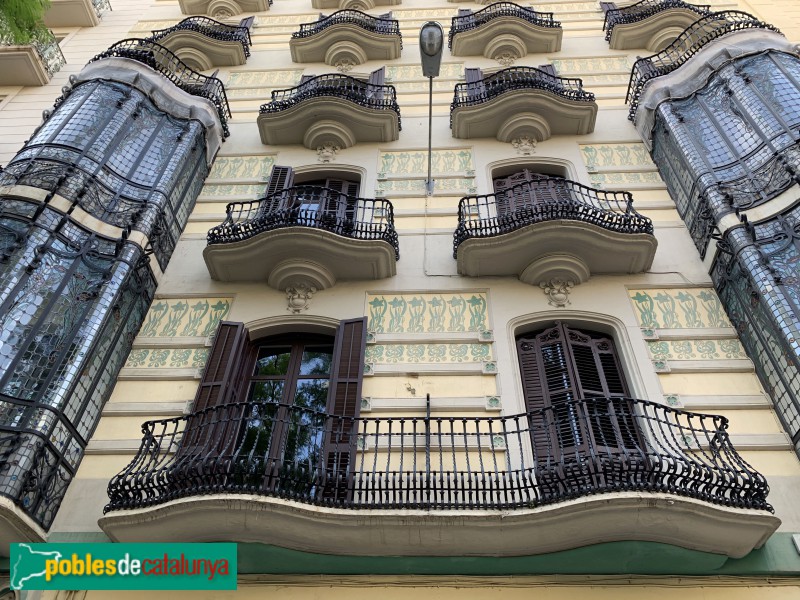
104, 397, 771, 513
293, 10, 401, 45
448, 2, 559, 49
92, 0, 112, 17
149, 17, 252, 57
206, 185, 400, 259
453, 176, 653, 256
0, 27, 66, 79
260, 74, 401, 129
603, 0, 710, 42
90, 39, 232, 137
451, 67, 594, 126
626, 11, 780, 120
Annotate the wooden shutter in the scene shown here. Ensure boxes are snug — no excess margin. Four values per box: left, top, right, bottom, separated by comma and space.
263, 165, 294, 211
538, 64, 557, 77
322, 317, 367, 502
464, 67, 485, 102
457, 8, 472, 17
367, 67, 385, 101
177, 322, 250, 474
600, 2, 617, 13
238, 16, 254, 30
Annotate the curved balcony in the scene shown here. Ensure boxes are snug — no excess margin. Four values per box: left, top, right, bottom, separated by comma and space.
179, 0, 270, 18
90, 39, 231, 137
453, 177, 656, 283
449, 3, 562, 57
626, 11, 779, 121
147, 17, 251, 70
99, 398, 779, 558
604, 0, 710, 50
203, 185, 398, 289
258, 74, 400, 148
311, 0, 401, 9
450, 67, 596, 141
290, 10, 401, 65
0, 29, 65, 86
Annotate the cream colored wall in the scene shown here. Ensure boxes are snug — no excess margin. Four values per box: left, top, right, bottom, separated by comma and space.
1, 0, 796, 549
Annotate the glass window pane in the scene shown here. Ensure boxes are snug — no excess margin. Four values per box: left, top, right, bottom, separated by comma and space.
299, 346, 333, 375
249, 381, 285, 404
254, 347, 292, 376
293, 379, 329, 411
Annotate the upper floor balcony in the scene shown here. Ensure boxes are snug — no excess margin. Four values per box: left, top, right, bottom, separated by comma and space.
0, 28, 65, 86
448, 2, 562, 58
602, 0, 710, 51
148, 16, 253, 70
258, 71, 400, 149
290, 10, 401, 66
453, 175, 656, 284
90, 38, 232, 137
203, 184, 399, 289
44, 0, 111, 28
99, 397, 779, 559
312, 0, 401, 9
626, 10, 779, 120
450, 67, 596, 141
179, 0, 270, 17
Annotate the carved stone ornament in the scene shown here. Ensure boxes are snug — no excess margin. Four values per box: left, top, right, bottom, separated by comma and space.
511, 136, 536, 156
335, 59, 355, 73
540, 278, 574, 307
286, 283, 316, 313
317, 142, 341, 163
212, 8, 235, 18
495, 52, 517, 67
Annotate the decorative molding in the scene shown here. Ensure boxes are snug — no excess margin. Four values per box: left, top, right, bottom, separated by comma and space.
485, 395, 501, 411
286, 283, 317, 313
316, 142, 340, 163
540, 278, 574, 308
511, 136, 536, 156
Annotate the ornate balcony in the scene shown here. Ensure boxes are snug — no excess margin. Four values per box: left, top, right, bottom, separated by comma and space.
179, 0, 270, 18
626, 11, 779, 120
203, 185, 398, 288
100, 398, 778, 558
448, 2, 562, 58
258, 74, 401, 148
603, 0, 710, 50
90, 39, 232, 138
147, 17, 252, 70
290, 10, 401, 65
453, 176, 656, 283
0, 29, 66, 87
44, 0, 111, 27
450, 67, 596, 141
311, 0, 401, 9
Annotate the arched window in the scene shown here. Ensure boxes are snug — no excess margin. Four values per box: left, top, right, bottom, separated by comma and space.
516, 322, 643, 497
492, 167, 571, 215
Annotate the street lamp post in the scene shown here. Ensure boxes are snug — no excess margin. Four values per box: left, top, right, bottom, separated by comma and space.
419, 22, 444, 196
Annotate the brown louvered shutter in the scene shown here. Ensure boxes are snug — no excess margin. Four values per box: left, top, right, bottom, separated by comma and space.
465, 67, 484, 101
367, 67, 386, 101
238, 16, 254, 30
177, 322, 250, 469
264, 165, 294, 212
600, 2, 617, 12
322, 317, 367, 502
299, 74, 314, 85
538, 64, 557, 77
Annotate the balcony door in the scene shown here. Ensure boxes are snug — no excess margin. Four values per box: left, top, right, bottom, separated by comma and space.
493, 168, 571, 217
516, 322, 645, 499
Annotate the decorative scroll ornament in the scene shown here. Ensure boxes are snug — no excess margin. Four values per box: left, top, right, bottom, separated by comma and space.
317, 142, 341, 163
495, 52, 517, 67
286, 283, 317, 313
512, 136, 537, 156
540, 278, 574, 307
336, 59, 356, 73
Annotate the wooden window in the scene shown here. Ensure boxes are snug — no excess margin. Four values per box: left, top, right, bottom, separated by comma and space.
492, 168, 572, 215
183, 318, 367, 500
516, 322, 644, 497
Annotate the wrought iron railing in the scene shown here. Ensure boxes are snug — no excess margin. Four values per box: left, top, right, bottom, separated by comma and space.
449, 2, 559, 49
626, 11, 780, 120
104, 397, 771, 513
293, 10, 401, 46
206, 185, 400, 259
451, 67, 594, 125
603, 0, 710, 41
0, 27, 66, 79
453, 176, 653, 255
89, 39, 232, 137
260, 73, 401, 129
149, 17, 252, 57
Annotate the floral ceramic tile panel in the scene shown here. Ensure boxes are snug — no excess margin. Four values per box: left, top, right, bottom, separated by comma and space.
366, 343, 492, 364
628, 289, 731, 329
138, 298, 233, 338
208, 156, 275, 180
124, 348, 210, 369
647, 340, 748, 360
379, 149, 474, 176
367, 293, 489, 333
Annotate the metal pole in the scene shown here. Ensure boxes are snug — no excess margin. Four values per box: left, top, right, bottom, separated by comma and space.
425, 392, 431, 488
426, 76, 434, 196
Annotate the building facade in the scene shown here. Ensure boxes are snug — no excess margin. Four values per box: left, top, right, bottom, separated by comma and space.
1, 0, 800, 597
